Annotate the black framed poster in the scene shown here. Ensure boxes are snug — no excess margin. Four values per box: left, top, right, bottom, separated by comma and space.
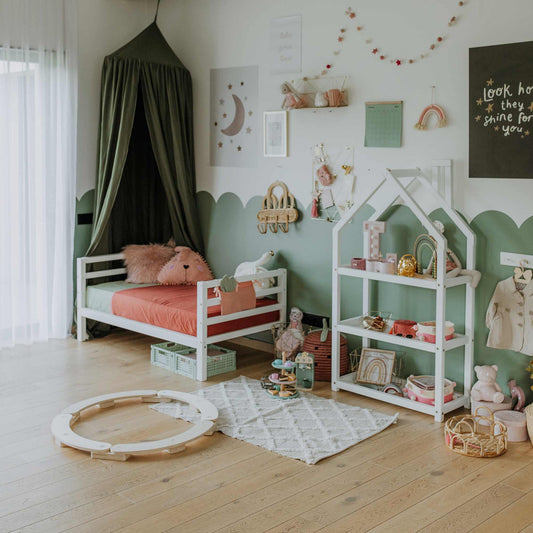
469, 41, 533, 178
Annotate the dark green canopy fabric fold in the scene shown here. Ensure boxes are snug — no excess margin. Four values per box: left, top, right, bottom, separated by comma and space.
87, 23, 204, 256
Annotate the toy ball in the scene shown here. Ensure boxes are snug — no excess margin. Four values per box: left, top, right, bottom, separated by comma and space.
398, 254, 417, 277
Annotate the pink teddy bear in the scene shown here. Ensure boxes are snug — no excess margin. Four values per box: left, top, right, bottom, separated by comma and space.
471, 365, 504, 403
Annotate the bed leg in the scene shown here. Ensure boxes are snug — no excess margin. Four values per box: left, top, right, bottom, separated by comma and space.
77, 316, 87, 342
197, 343, 208, 381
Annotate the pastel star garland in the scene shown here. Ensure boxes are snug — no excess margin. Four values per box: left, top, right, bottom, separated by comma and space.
316, 2, 467, 76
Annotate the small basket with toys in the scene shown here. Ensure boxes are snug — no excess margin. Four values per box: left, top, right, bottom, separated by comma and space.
444, 407, 508, 458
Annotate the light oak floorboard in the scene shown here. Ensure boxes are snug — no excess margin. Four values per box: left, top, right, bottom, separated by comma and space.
0, 331, 531, 533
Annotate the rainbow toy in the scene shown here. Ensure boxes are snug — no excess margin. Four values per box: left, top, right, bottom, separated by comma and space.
414, 104, 447, 130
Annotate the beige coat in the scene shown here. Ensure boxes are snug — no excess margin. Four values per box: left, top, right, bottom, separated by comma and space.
486, 277, 533, 355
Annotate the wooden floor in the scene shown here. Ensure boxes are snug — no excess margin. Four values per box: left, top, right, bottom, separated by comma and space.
1, 332, 532, 533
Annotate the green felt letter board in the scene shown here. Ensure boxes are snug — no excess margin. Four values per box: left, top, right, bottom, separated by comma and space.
469, 41, 533, 179
364, 101, 403, 148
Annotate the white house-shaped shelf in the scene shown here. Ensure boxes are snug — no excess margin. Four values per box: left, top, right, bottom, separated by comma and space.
331, 164, 476, 422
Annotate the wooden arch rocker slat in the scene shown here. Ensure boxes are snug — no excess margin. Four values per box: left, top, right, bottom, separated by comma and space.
51, 390, 219, 461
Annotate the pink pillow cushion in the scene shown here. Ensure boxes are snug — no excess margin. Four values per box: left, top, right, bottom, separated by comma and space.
123, 243, 176, 284
157, 246, 214, 285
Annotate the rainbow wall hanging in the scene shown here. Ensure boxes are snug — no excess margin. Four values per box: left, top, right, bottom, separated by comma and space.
414, 104, 447, 130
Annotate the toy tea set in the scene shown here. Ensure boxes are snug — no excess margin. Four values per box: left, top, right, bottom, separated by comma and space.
264, 307, 317, 398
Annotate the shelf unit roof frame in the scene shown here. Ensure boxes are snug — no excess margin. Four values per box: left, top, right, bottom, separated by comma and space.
333, 166, 476, 268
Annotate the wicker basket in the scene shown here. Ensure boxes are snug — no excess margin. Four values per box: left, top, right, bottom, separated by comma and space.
525, 404, 533, 446
444, 407, 508, 458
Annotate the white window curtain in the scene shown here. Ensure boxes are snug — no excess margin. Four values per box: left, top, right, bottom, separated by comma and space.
0, 0, 77, 347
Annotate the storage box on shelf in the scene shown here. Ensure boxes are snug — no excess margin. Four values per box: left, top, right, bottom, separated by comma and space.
331, 164, 476, 422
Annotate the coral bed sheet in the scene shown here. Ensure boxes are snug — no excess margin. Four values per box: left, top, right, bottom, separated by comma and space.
110, 284, 279, 337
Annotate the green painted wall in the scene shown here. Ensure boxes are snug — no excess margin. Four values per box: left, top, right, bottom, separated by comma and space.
72, 187, 533, 401
197, 191, 533, 402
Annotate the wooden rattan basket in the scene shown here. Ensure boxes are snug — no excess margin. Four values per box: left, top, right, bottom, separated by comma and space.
444, 407, 508, 458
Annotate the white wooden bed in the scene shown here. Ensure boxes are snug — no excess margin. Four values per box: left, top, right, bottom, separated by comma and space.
77, 253, 286, 381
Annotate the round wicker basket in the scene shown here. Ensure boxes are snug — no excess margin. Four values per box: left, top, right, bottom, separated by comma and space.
444, 407, 508, 458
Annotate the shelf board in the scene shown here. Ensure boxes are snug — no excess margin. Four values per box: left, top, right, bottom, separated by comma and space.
336, 316, 469, 353
335, 373, 468, 416
337, 266, 472, 290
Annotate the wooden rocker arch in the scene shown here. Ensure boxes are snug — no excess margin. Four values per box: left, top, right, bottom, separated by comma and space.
51, 390, 218, 461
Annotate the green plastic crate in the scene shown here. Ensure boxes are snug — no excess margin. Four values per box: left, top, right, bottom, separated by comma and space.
175, 345, 236, 379
150, 342, 188, 372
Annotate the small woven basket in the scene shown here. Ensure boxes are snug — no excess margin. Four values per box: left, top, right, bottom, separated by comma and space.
444, 407, 508, 458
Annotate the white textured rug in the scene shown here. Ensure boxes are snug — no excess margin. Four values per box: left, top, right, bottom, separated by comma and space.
152, 376, 398, 464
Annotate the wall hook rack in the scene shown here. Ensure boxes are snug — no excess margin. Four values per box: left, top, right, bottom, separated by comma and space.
500, 252, 533, 269
257, 181, 298, 234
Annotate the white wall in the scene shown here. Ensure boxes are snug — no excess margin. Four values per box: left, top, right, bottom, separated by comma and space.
76, 0, 533, 225
150, 0, 533, 225
76, 0, 154, 196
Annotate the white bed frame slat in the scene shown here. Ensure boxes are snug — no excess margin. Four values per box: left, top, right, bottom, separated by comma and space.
76, 254, 286, 381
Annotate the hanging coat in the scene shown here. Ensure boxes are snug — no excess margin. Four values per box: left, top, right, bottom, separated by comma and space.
486, 276, 533, 355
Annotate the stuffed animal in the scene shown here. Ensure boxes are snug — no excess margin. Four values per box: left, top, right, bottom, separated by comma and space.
471, 365, 505, 403
234, 251, 274, 289
275, 306, 305, 358
281, 82, 305, 110
157, 246, 214, 285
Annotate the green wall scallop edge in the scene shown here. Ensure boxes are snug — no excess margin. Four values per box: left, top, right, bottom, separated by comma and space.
73, 188, 533, 402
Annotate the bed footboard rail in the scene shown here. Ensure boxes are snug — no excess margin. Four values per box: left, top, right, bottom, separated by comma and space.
196, 268, 287, 380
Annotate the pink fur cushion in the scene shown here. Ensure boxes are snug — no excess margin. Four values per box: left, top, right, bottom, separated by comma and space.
157, 246, 214, 285
123, 243, 176, 284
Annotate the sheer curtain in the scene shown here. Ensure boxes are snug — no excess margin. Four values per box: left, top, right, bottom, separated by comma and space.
0, 0, 77, 347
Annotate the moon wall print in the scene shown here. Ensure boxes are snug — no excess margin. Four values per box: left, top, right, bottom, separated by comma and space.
210, 66, 258, 167
221, 95, 245, 136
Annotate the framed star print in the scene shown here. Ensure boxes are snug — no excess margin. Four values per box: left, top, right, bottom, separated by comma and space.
263, 111, 288, 157
210, 66, 258, 167
469, 41, 533, 179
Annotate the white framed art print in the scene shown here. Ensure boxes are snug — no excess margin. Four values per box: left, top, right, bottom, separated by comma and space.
263, 111, 287, 157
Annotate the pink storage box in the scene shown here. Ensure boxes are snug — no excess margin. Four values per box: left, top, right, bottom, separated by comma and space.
404, 375, 456, 405
414, 321, 455, 343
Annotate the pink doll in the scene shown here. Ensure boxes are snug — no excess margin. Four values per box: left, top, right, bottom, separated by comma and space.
281, 82, 305, 110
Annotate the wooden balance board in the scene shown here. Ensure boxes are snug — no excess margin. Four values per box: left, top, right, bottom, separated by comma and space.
51, 390, 218, 461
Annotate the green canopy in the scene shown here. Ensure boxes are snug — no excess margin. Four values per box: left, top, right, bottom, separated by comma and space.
86, 22, 204, 256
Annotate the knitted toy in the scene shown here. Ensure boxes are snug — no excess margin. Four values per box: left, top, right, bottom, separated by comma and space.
281, 82, 305, 110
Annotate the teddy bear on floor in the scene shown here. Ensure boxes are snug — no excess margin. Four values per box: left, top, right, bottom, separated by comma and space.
471, 364, 504, 403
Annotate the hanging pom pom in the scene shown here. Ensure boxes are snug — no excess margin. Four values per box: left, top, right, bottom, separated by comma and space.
396, 59, 402, 66
437, 37, 443, 42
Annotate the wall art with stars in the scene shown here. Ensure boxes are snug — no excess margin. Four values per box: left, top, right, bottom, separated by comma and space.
210, 66, 259, 168
469, 41, 533, 179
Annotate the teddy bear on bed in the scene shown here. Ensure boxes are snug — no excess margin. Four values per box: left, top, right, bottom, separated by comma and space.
157, 246, 214, 285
